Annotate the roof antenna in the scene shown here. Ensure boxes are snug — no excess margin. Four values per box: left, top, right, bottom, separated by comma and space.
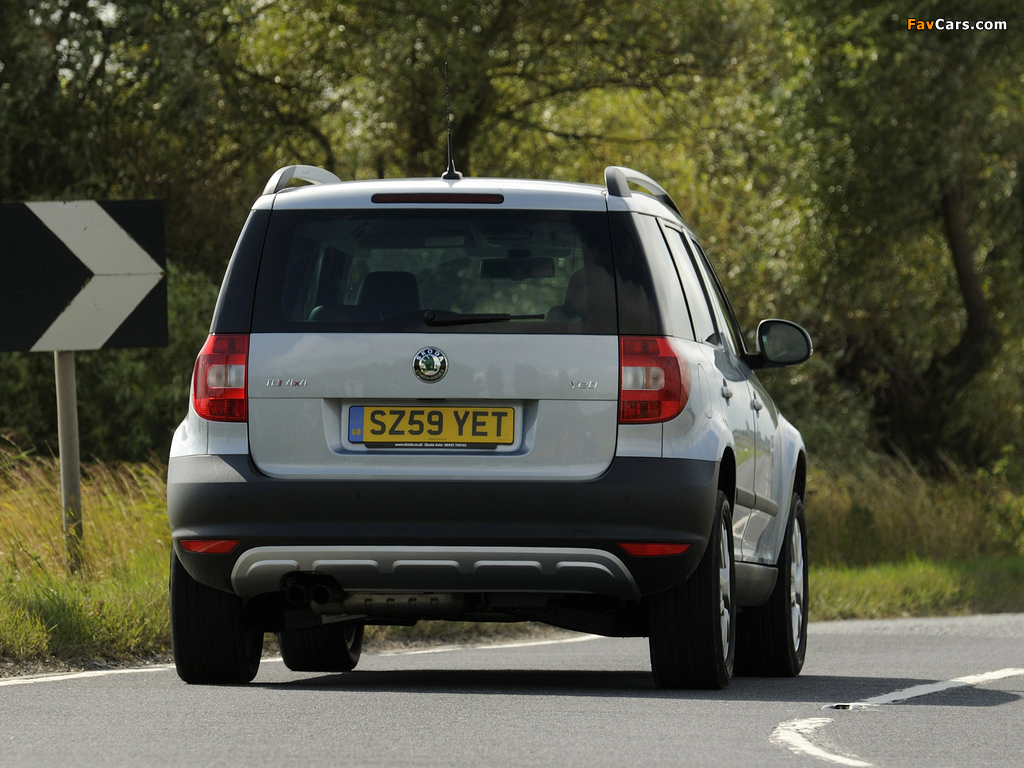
441, 62, 462, 181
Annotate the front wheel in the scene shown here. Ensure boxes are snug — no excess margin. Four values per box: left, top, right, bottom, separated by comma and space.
734, 492, 808, 677
647, 490, 735, 689
170, 551, 263, 685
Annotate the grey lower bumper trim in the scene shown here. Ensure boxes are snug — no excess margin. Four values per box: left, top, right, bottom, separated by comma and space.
231, 545, 641, 601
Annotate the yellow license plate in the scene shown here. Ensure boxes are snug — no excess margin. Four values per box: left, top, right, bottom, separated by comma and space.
349, 406, 515, 447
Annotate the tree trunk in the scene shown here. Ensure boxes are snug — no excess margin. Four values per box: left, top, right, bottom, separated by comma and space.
928, 182, 997, 391
875, 180, 998, 463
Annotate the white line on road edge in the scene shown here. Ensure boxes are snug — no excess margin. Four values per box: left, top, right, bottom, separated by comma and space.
0, 664, 175, 688
373, 633, 601, 656
771, 668, 1024, 767
262, 633, 601, 663
0, 635, 601, 684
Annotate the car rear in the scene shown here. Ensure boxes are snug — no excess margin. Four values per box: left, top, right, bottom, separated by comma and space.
167, 172, 723, 680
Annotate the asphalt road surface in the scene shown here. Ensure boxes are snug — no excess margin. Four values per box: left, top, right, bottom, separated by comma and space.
1, 614, 1021, 767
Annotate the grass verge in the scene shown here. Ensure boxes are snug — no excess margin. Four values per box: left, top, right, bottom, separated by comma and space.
1, 444, 1023, 670
810, 558, 1024, 621
5, 559, 1023, 670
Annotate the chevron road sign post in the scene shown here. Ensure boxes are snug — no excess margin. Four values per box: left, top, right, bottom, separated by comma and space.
0, 200, 166, 573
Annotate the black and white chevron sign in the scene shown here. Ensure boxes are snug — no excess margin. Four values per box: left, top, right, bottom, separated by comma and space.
0, 200, 167, 351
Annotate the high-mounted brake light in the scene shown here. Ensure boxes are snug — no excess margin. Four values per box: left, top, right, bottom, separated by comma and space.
192, 334, 248, 422
371, 193, 504, 204
618, 336, 690, 424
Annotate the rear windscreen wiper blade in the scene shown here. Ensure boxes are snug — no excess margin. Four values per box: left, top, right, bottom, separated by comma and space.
423, 310, 545, 327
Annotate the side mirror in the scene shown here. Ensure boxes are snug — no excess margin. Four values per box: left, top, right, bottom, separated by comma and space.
750, 319, 813, 369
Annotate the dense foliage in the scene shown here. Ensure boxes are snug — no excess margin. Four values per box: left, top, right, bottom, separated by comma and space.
1, 0, 1022, 480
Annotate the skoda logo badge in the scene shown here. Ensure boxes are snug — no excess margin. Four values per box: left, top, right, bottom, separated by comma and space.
413, 347, 448, 383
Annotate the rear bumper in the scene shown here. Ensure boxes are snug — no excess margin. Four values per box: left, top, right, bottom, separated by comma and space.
168, 453, 719, 599
231, 545, 642, 600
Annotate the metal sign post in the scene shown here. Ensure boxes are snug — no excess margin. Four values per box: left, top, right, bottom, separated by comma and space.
54, 350, 83, 574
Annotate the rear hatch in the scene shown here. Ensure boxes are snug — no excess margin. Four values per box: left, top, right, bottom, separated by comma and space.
245, 200, 620, 481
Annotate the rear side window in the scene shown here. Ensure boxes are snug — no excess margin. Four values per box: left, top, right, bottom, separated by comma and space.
686, 234, 748, 356
661, 225, 717, 344
251, 209, 616, 334
608, 212, 695, 340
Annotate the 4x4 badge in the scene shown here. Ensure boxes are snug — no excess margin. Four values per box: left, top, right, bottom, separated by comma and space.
413, 347, 448, 383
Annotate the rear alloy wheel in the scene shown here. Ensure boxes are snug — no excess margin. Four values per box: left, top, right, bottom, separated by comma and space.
734, 493, 808, 677
278, 621, 365, 673
647, 490, 735, 689
170, 551, 263, 685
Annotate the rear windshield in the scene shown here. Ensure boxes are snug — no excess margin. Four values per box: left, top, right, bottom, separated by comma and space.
251, 209, 616, 334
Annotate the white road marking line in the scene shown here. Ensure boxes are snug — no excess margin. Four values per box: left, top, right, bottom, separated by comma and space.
374, 633, 601, 656
771, 717, 872, 767
0, 665, 175, 688
1, 635, 601, 683
857, 667, 1024, 706
771, 668, 1024, 767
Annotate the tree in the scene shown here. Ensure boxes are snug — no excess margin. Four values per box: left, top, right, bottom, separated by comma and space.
0, 0, 337, 274
252, 0, 753, 179
790, 0, 1024, 465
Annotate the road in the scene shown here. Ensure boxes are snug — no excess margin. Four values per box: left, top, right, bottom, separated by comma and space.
1, 614, 1021, 767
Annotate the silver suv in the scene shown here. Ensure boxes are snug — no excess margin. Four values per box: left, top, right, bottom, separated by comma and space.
167, 165, 812, 689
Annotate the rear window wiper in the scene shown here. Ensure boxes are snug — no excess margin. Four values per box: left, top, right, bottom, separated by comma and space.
423, 310, 545, 327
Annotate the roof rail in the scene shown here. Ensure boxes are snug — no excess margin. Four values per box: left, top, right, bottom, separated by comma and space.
604, 166, 681, 216
263, 165, 342, 196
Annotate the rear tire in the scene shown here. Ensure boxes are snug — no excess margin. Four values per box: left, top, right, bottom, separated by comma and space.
734, 493, 808, 677
170, 551, 263, 685
647, 490, 735, 689
278, 621, 365, 673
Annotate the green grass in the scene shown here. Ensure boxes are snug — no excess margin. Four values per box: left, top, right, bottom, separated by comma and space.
806, 453, 1024, 565
1, 441, 1022, 666
810, 558, 1024, 621
0, 572, 169, 659
0, 444, 171, 662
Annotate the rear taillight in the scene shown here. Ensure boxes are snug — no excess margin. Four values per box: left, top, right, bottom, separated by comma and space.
180, 539, 240, 554
618, 542, 692, 557
618, 336, 690, 424
192, 334, 248, 422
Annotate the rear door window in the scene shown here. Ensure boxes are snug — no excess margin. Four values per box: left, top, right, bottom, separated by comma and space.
251, 209, 616, 335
